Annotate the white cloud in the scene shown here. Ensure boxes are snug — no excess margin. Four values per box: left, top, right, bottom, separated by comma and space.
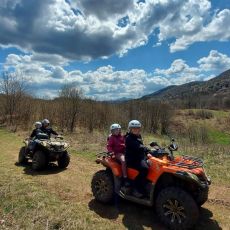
154, 59, 202, 84
198, 50, 230, 72
73, 0, 134, 20
169, 9, 230, 52
153, 50, 230, 85
0, 0, 229, 60
2, 50, 230, 100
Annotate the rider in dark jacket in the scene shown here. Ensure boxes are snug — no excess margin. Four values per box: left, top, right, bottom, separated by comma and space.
41, 119, 58, 138
125, 120, 149, 198
30, 122, 43, 139
125, 133, 148, 166
29, 121, 43, 151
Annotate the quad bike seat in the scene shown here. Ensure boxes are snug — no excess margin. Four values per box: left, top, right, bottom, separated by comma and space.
127, 167, 139, 180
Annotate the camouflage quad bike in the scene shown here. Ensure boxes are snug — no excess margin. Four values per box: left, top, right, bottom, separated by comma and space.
18, 133, 70, 170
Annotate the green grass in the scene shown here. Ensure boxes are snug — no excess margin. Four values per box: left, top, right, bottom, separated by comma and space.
0, 129, 120, 230
208, 130, 230, 145
178, 141, 230, 185
184, 109, 230, 118
210, 110, 230, 118
0, 128, 230, 230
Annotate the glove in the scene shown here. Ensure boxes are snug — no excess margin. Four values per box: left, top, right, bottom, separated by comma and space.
143, 147, 151, 153
150, 142, 158, 147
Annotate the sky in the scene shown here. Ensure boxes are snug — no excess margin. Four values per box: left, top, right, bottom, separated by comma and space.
0, 0, 230, 100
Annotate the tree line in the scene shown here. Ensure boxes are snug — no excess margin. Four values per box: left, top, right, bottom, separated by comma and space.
0, 72, 173, 134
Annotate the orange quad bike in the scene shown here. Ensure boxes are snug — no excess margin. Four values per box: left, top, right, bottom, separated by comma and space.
91, 140, 211, 230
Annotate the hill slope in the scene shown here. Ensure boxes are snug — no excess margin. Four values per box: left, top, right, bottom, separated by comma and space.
142, 69, 230, 102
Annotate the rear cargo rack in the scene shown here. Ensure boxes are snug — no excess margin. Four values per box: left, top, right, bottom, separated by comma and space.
168, 155, 204, 169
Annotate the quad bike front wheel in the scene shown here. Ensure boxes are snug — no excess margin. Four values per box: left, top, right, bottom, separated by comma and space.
91, 170, 114, 203
196, 187, 209, 206
58, 151, 70, 169
18, 147, 28, 164
156, 186, 199, 230
32, 151, 47, 171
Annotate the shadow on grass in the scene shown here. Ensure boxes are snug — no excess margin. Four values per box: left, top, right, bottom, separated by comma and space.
88, 198, 165, 230
196, 207, 222, 230
15, 162, 66, 176
88, 198, 222, 230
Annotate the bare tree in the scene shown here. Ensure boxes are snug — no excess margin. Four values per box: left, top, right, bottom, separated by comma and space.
58, 84, 82, 132
0, 72, 28, 126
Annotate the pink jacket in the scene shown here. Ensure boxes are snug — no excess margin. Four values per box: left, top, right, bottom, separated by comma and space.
107, 134, 125, 155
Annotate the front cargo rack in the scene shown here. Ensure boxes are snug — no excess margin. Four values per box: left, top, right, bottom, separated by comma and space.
168, 155, 204, 169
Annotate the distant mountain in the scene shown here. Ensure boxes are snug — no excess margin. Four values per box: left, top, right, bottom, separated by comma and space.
141, 69, 230, 102
104, 97, 132, 104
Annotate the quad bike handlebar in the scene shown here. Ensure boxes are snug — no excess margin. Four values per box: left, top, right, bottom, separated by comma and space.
148, 138, 179, 160
96, 142, 205, 170
96, 152, 113, 157
55, 135, 64, 140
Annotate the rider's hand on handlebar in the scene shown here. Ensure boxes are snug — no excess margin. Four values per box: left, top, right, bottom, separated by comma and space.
108, 152, 115, 158
147, 153, 152, 158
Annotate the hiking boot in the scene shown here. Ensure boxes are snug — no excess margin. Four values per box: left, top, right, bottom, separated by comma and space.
120, 186, 131, 196
132, 189, 144, 198
123, 177, 131, 187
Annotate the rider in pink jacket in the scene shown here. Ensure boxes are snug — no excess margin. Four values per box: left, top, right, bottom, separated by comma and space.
107, 124, 128, 183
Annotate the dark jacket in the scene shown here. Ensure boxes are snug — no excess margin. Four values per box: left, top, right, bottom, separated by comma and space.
125, 133, 148, 166
30, 128, 42, 139
41, 126, 58, 138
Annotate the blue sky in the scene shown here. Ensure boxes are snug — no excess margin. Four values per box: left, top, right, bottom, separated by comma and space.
0, 0, 230, 100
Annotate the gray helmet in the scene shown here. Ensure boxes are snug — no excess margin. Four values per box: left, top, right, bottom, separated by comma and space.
128, 120, 141, 129
110, 123, 121, 131
42, 119, 50, 125
34, 121, 42, 128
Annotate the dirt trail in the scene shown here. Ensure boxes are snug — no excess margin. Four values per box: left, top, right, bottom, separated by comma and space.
0, 130, 229, 230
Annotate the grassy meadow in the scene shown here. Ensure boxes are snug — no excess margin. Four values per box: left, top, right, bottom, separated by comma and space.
0, 109, 230, 229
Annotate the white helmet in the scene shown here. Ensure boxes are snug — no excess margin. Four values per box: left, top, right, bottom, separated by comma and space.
42, 119, 50, 125
34, 121, 42, 128
128, 120, 141, 129
110, 123, 121, 131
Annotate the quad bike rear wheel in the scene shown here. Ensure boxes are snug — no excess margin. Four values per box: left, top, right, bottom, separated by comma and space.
18, 147, 28, 164
156, 186, 199, 230
32, 151, 47, 171
91, 170, 114, 203
58, 151, 70, 169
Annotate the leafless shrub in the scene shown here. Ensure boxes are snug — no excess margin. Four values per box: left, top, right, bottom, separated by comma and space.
0, 71, 30, 128
186, 110, 195, 116
187, 124, 209, 144
58, 84, 82, 132
195, 109, 214, 119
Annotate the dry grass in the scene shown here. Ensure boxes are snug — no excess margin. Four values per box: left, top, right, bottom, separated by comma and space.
0, 128, 230, 230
